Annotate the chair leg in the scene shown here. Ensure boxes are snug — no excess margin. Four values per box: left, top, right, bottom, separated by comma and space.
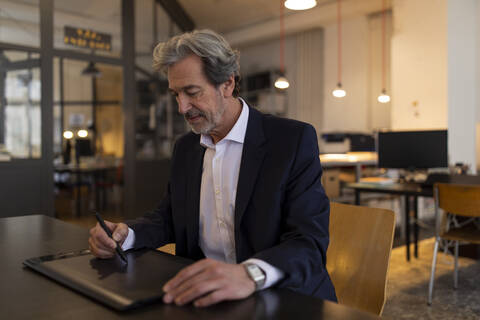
428, 237, 440, 305
454, 240, 459, 289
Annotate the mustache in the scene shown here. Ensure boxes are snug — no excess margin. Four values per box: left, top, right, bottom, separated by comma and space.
184, 108, 206, 119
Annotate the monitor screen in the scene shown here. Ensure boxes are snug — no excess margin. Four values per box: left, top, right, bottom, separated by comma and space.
377, 130, 448, 169
75, 139, 93, 157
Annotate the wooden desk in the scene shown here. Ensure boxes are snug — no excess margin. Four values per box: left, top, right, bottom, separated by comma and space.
345, 174, 480, 262
345, 182, 432, 261
0, 215, 380, 320
320, 152, 377, 182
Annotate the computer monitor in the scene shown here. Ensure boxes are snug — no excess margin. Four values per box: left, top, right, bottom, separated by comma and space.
377, 130, 448, 169
348, 134, 375, 152
75, 138, 93, 158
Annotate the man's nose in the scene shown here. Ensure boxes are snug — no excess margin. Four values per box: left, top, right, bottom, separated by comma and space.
177, 95, 191, 114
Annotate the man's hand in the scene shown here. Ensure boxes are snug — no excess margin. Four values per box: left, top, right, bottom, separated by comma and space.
88, 221, 128, 258
163, 258, 256, 307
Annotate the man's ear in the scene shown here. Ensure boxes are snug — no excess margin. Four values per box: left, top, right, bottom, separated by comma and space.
221, 74, 235, 98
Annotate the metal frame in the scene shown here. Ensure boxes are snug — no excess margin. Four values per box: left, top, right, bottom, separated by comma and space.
0, 0, 191, 218
122, 0, 136, 218
156, 0, 194, 32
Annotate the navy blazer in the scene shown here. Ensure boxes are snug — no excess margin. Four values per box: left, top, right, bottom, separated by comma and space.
127, 106, 337, 302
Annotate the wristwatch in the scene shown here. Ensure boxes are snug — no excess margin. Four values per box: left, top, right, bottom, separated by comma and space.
244, 263, 266, 291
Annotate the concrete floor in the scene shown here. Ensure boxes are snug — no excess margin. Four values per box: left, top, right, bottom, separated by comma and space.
382, 238, 480, 320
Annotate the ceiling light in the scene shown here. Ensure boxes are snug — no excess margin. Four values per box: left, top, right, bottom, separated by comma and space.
63, 130, 74, 140
82, 61, 101, 77
332, 84, 346, 98
284, 0, 317, 10
77, 130, 88, 138
378, 0, 390, 105
275, 76, 290, 89
332, 0, 346, 99
378, 90, 390, 103
276, 1, 290, 90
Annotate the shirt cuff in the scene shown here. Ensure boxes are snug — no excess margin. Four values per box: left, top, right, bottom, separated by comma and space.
121, 227, 135, 251
242, 258, 285, 290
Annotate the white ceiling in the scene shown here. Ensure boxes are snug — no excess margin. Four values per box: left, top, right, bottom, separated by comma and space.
1, 0, 388, 48
177, 0, 334, 34
178, 0, 387, 46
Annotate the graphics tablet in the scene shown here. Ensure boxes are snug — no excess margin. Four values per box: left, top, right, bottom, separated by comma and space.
23, 249, 193, 310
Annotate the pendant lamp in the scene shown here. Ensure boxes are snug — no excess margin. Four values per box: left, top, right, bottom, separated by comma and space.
284, 0, 317, 10
377, 0, 390, 103
332, 0, 346, 98
275, 0, 289, 90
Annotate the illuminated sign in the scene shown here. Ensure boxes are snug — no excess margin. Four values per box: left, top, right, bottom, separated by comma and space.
63, 26, 112, 51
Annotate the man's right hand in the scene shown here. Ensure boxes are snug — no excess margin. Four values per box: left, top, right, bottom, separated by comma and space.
89, 221, 129, 258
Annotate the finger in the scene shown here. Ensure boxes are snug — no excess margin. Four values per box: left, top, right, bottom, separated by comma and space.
112, 223, 128, 243
92, 223, 117, 250
89, 237, 115, 258
89, 237, 114, 258
173, 278, 224, 306
163, 267, 213, 303
194, 289, 229, 307
163, 259, 213, 292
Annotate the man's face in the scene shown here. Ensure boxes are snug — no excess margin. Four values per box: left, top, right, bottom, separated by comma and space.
168, 54, 225, 135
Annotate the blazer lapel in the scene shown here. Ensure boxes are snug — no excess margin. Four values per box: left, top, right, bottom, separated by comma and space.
185, 141, 205, 257
234, 107, 267, 228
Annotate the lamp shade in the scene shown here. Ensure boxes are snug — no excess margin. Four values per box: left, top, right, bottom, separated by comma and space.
377, 90, 390, 103
284, 0, 317, 10
332, 83, 346, 98
274, 76, 290, 89
82, 61, 101, 77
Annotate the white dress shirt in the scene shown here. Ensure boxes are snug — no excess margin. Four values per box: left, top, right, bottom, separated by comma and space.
123, 98, 284, 290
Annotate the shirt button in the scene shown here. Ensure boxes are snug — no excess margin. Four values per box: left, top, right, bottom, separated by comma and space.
215, 188, 220, 195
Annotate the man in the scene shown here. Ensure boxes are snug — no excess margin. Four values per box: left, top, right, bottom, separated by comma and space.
89, 29, 336, 307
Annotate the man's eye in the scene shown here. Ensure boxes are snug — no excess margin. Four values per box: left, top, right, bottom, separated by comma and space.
186, 91, 200, 97
169, 91, 178, 97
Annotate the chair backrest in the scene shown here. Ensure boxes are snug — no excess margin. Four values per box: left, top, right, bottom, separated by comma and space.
435, 183, 480, 218
327, 202, 395, 316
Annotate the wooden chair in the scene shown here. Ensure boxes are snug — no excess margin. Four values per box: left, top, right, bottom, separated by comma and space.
427, 183, 480, 305
327, 202, 395, 316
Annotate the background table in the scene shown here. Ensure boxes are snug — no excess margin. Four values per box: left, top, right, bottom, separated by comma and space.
345, 174, 480, 261
0, 215, 380, 319
345, 182, 432, 261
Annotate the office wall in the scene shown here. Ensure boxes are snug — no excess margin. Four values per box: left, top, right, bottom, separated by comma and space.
390, 0, 448, 130
447, 0, 478, 172
238, 30, 325, 134
323, 15, 369, 133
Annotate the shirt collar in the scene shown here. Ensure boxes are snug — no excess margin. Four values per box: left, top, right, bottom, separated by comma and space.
200, 98, 249, 148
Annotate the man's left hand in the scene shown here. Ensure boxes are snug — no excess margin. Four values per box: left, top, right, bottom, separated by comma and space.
162, 258, 256, 307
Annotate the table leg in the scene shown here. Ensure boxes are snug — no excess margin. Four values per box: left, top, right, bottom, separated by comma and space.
354, 190, 360, 205
405, 195, 410, 261
414, 195, 419, 258
76, 171, 81, 217
94, 170, 100, 212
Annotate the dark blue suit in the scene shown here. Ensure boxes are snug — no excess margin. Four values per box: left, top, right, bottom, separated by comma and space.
127, 106, 337, 302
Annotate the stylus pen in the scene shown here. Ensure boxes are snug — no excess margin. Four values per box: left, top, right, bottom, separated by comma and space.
94, 212, 128, 264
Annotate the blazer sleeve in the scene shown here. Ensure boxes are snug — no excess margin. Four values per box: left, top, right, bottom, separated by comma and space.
124, 183, 175, 250
251, 124, 334, 297
124, 144, 178, 250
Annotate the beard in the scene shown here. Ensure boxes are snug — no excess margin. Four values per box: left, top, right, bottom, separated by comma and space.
184, 96, 225, 135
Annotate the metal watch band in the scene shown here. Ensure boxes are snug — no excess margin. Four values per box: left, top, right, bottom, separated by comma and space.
244, 263, 266, 291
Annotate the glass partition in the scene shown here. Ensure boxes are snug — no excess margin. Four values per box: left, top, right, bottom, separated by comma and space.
134, 0, 187, 160
1, 50, 41, 159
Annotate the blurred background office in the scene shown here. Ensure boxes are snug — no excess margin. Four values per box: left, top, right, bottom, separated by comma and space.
1, 0, 479, 318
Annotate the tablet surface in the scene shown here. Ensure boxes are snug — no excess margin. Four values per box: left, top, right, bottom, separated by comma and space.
24, 249, 192, 310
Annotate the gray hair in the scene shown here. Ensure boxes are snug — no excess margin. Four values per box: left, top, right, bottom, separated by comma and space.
153, 29, 241, 97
